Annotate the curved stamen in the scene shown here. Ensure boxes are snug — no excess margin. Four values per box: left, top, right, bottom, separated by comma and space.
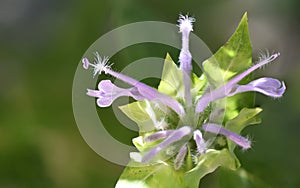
144, 130, 175, 143
193, 130, 207, 154
196, 53, 283, 113
174, 144, 187, 170
141, 126, 192, 163
202, 123, 251, 149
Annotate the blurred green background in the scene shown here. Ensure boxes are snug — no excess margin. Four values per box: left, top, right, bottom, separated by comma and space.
1, 0, 300, 187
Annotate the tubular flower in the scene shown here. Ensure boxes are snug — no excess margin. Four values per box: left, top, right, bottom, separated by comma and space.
195, 52, 286, 113
82, 14, 286, 173
82, 53, 185, 116
178, 14, 195, 106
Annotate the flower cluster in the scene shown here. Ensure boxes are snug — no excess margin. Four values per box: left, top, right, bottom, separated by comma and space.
82, 15, 286, 170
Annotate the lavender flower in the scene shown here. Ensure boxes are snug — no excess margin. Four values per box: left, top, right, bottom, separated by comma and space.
196, 52, 286, 113
82, 14, 286, 171
83, 53, 185, 116
178, 14, 195, 106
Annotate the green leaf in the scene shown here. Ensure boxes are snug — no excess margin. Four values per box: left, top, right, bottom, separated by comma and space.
203, 12, 252, 86
158, 53, 184, 99
119, 101, 154, 132
119, 54, 183, 132
116, 161, 186, 188
132, 135, 167, 152
225, 107, 262, 151
183, 149, 239, 188
191, 74, 207, 101
202, 12, 254, 121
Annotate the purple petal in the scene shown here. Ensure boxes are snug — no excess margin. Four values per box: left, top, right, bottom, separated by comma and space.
129, 87, 148, 101
82, 57, 90, 69
86, 89, 102, 97
105, 68, 185, 116
96, 97, 114, 107
87, 80, 146, 107
193, 130, 207, 154
144, 130, 175, 143
228, 77, 286, 98
202, 123, 251, 149
174, 144, 187, 170
196, 53, 282, 113
98, 80, 116, 93
141, 126, 191, 163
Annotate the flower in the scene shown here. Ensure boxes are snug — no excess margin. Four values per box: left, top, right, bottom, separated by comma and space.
82, 14, 286, 170
195, 52, 286, 113
178, 14, 195, 107
82, 52, 185, 116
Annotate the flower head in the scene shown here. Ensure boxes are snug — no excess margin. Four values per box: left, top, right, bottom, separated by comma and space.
82, 13, 286, 171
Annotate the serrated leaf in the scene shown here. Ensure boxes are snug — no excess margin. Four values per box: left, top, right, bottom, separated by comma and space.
158, 53, 184, 99
225, 107, 262, 151
202, 12, 254, 121
183, 149, 239, 188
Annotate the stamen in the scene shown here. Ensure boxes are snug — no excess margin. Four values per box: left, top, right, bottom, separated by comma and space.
202, 124, 251, 149
142, 126, 191, 163
193, 130, 207, 154
81, 52, 112, 77
144, 130, 174, 143
174, 145, 187, 170
196, 52, 282, 113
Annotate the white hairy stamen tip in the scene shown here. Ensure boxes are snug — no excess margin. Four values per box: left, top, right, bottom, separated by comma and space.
178, 14, 195, 33
92, 52, 112, 76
